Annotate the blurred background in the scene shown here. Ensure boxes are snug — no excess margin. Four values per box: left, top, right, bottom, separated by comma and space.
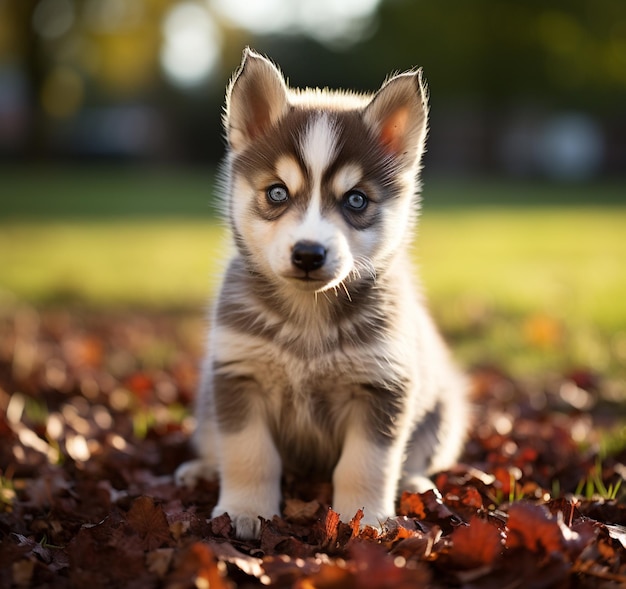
0, 0, 625, 378
1, 0, 626, 175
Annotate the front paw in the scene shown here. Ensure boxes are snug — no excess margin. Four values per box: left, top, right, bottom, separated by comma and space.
400, 474, 436, 494
212, 502, 277, 540
333, 497, 394, 532
175, 459, 218, 488
359, 510, 391, 533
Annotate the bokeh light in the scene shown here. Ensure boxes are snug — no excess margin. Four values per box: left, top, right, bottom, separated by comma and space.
160, 2, 221, 89
32, 0, 75, 40
211, 0, 381, 45
0, 0, 623, 176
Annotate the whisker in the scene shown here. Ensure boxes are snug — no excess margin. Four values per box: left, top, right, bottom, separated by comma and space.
352, 257, 377, 284
340, 280, 352, 302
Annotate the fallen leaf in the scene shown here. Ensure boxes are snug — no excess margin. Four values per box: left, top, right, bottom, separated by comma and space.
146, 547, 174, 578
167, 542, 232, 589
126, 495, 172, 551
398, 492, 426, 519
448, 516, 503, 569
209, 541, 264, 578
294, 561, 352, 589
349, 509, 364, 538
606, 524, 626, 549
11, 559, 35, 587
2, 307, 626, 588
505, 502, 594, 560
210, 512, 233, 538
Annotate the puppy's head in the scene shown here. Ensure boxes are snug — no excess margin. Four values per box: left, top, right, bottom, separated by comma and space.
223, 48, 428, 294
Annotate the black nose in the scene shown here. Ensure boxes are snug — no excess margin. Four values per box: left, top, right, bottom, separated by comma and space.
291, 241, 327, 272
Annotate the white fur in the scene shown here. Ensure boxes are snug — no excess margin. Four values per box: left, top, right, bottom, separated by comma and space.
332, 428, 403, 528
300, 113, 339, 180
212, 416, 282, 539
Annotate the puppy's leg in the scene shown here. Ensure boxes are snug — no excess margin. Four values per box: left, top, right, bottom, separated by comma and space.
401, 381, 468, 494
332, 422, 404, 529
400, 403, 441, 494
211, 374, 281, 539
212, 414, 281, 539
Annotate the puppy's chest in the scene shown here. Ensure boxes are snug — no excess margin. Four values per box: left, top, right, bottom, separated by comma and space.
256, 352, 367, 474
263, 354, 355, 426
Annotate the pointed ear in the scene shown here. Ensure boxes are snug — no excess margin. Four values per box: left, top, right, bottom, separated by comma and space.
225, 48, 290, 153
363, 69, 429, 168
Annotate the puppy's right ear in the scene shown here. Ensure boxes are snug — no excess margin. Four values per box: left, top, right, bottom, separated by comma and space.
225, 48, 289, 153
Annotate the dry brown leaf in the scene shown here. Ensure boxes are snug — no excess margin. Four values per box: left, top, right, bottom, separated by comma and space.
146, 547, 174, 578
210, 512, 233, 538
126, 495, 172, 551
3, 307, 626, 588
209, 541, 264, 578
167, 542, 233, 589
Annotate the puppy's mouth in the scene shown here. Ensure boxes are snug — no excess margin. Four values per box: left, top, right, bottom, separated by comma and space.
285, 271, 328, 285
282, 270, 346, 292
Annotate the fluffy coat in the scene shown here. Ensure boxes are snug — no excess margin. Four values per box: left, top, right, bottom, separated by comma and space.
176, 48, 468, 539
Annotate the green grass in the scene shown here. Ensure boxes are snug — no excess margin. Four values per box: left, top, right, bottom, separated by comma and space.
1, 166, 625, 376
0, 165, 216, 219
417, 206, 626, 374
419, 207, 626, 329
0, 221, 225, 307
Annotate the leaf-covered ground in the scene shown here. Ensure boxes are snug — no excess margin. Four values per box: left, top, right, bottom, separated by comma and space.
1, 306, 626, 588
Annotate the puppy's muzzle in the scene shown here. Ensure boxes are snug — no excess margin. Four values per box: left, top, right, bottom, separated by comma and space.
291, 241, 327, 272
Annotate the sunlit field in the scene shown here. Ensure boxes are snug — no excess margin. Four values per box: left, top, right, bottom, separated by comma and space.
1, 167, 625, 376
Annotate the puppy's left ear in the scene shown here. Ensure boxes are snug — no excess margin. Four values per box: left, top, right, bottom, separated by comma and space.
363, 69, 429, 168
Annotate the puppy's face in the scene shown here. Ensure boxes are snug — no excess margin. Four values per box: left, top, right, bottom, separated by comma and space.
224, 50, 428, 294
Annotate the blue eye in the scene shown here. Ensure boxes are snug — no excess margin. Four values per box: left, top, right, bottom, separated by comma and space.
344, 190, 368, 211
267, 184, 289, 203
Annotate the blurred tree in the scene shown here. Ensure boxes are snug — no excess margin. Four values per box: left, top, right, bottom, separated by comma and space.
360, 0, 626, 112
6, 0, 46, 157
0, 0, 624, 166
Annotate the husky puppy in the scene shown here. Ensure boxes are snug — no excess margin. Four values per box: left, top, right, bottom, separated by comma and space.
176, 48, 468, 539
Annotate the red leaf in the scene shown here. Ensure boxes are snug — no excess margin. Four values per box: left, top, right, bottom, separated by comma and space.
349, 509, 364, 538
399, 489, 459, 526
319, 508, 341, 548
398, 492, 426, 519
505, 502, 593, 559
125, 372, 154, 402
460, 486, 485, 509
449, 516, 503, 569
